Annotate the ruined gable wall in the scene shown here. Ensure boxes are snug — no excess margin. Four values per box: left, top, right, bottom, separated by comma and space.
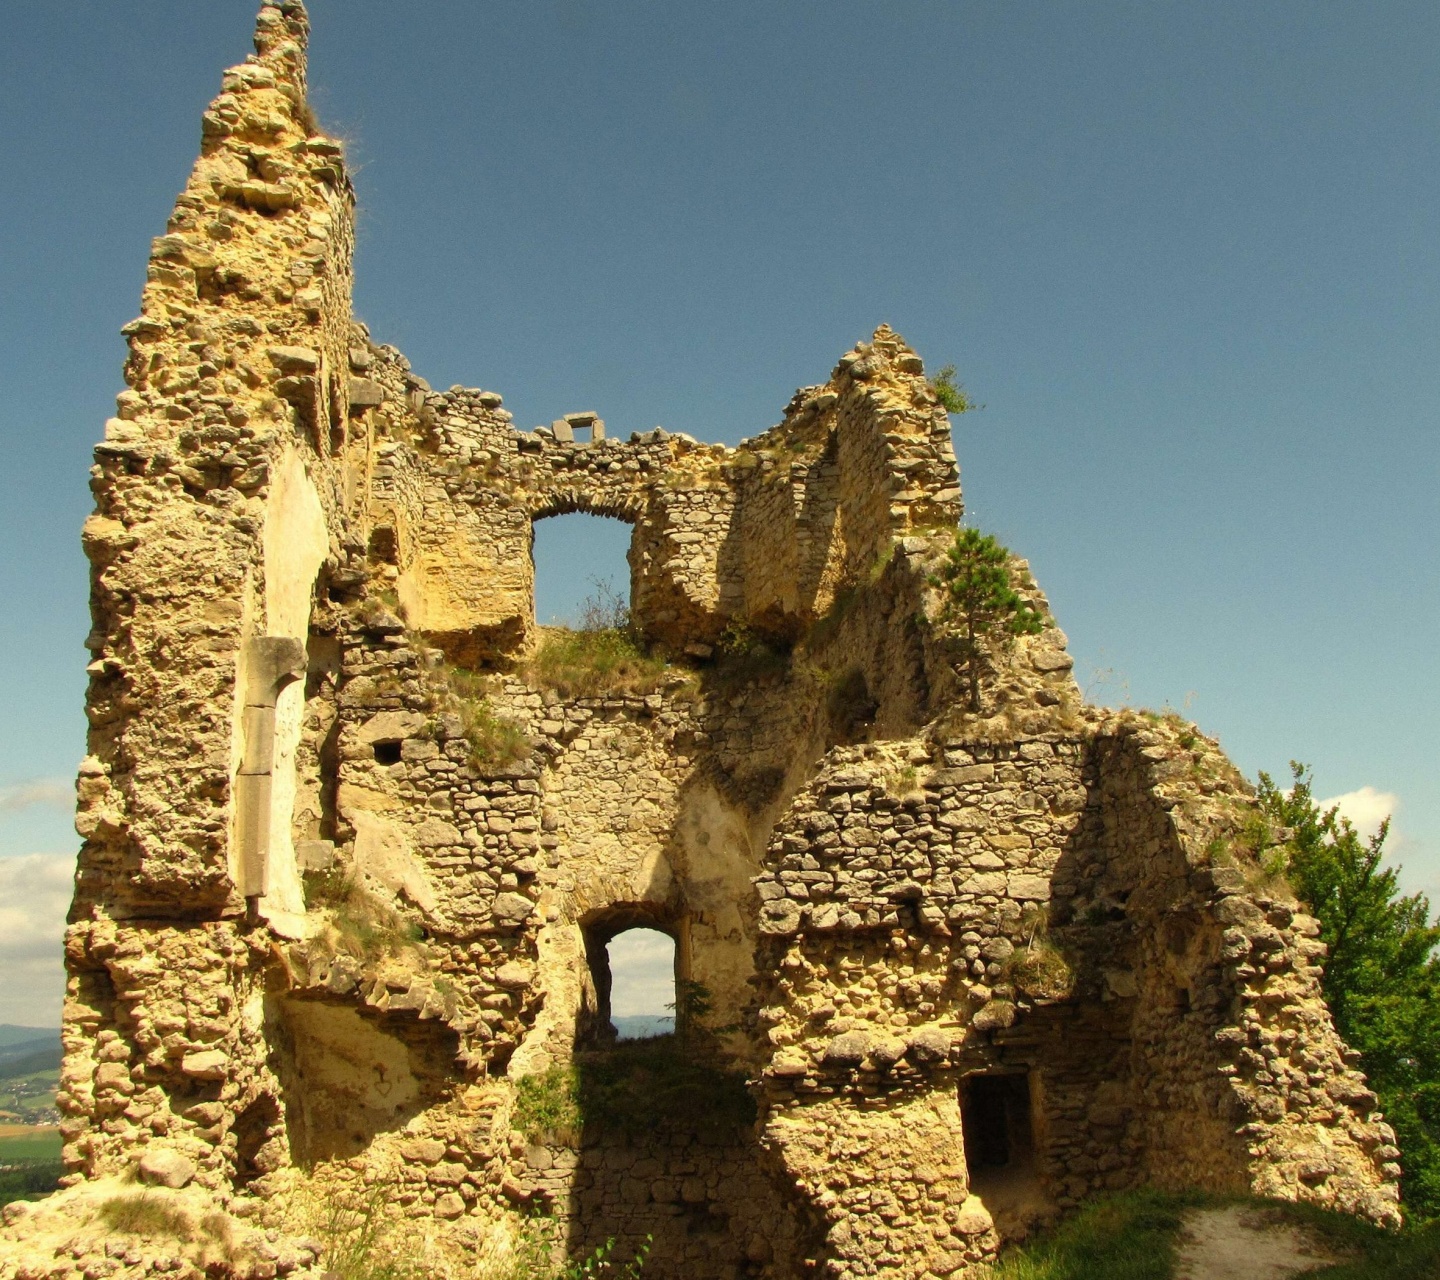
1085, 724, 1403, 1225
62, 0, 365, 1195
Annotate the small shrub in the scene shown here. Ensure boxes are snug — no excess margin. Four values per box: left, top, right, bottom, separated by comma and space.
493, 1220, 651, 1280
931, 528, 1044, 713
1007, 941, 1075, 1001
514, 1066, 583, 1145
929, 365, 977, 415
302, 864, 350, 910
705, 622, 789, 688
562, 1234, 651, 1279
462, 698, 533, 769
98, 1192, 193, 1241
883, 764, 919, 797
428, 664, 532, 769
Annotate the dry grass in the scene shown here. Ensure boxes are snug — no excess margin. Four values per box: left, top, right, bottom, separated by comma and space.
303, 873, 426, 963
431, 666, 532, 770
99, 1192, 194, 1240
524, 627, 669, 699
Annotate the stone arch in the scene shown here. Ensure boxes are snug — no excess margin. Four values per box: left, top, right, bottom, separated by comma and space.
529, 503, 640, 632
579, 902, 690, 1044
529, 489, 646, 525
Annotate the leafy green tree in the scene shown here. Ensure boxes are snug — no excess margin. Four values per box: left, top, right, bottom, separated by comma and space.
1258, 763, 1440, 1221
932, 528, 1043, 712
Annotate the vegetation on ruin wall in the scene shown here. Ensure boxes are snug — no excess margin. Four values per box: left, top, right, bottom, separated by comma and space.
438, 666, 533, 769
1258, 765, 1440, 1223
929, 364, 977, 415
302, 871, 427, 962
514, 1036, 754, 1146
990, 1189, 1440, 1279
525, 579, 670, 699
932, 528, 1043, 712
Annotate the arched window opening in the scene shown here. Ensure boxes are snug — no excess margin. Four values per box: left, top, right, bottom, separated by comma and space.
589, 926, 676, 1041
532, 512, 633, 629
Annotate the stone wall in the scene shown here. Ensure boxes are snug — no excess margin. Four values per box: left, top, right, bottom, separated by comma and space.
0, 5, 1401, 1280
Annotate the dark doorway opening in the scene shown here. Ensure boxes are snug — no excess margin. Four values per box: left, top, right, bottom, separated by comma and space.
961, 1072, 1045, 1239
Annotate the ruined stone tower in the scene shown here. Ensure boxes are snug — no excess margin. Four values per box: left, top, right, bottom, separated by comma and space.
0, 4, 1403, 1278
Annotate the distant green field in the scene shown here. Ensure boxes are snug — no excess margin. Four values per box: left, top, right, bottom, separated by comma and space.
0, 1067, 60, 1127
0, 1129, 63, 1162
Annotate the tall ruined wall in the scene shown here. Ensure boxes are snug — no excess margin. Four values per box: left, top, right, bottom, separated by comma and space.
62, 0, 367, 1204
0, 6, 1403, 1280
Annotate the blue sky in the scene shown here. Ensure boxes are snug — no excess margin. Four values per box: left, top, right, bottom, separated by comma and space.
0, 1, 1435, 1024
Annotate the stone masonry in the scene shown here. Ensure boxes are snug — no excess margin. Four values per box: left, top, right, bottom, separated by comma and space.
0, 5, 1402, 1280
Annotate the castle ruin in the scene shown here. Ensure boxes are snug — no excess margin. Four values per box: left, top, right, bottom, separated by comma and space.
0, 4, 1403, 1278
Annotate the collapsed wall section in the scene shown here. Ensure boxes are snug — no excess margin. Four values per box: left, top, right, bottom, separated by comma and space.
743, 718, 1400, 1276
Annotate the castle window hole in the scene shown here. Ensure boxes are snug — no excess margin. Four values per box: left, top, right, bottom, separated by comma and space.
605, 927, 676, 1039
532, 511, 635, 630
582, 914, 679, 1043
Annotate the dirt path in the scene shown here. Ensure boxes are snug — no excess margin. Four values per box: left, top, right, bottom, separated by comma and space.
1174, 1205, 1339, 1280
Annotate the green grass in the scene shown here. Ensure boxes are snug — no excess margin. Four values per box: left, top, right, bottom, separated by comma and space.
0, 1129, 62, 1162
525, 626, 669, 699
514, 1037, 754, 1146
0, 1067, 60, 1124
514, 1066, 583, 1145
991, 1189, 1204, 1280
0, 1126, 63, 1209
989, 1190, 1440, 1280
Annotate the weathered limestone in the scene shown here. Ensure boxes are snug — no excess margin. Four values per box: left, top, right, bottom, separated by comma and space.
0, 5, 1400, 1280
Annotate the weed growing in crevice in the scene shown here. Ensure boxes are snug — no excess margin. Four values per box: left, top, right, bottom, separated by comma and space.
429, 664, 532, 770
1003, 907, 1076, 1001
930, 365, 978, 416
303, 873, 426, 964
704, 621, 789, 689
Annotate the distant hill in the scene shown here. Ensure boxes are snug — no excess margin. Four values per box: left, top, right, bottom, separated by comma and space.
0, 1048, 60, 1079
611, 1015, 674, 1040
0, 1028, 61, 1078
0, 1026, 59, 1049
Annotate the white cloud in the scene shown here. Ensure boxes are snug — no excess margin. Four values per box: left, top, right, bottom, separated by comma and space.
1318, 786, 1399, 841
0, 852, 76, 1027
607, 928, 676, 1017
0, 777, 72, 815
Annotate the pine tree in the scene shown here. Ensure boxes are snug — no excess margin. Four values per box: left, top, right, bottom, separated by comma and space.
933, 528, 1043, 712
